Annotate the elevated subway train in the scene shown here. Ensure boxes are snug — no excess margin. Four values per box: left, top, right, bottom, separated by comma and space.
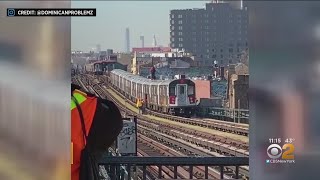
85, 61, 128, 75
84, 61, 103, 75
109, 69, 197, 117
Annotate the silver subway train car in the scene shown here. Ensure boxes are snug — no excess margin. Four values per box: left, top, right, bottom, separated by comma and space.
109, 69, 197, 117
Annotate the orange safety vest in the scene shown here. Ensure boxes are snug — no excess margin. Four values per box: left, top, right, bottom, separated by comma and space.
71, 89, 97, 180
136, 98, 142, 108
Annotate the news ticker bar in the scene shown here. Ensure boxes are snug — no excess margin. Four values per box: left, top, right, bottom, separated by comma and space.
7, 8, 96, 17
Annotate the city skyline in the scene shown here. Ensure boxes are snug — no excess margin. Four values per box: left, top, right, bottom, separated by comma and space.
71, 1, 209, 52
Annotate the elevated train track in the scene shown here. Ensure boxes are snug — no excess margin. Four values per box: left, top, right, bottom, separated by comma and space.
74, 75, 249, 179
79, 74, 248, 143
78, 74, 249, 137
138, 134, 225, 179
75, 76, 233, 179
138, 126, 249, 179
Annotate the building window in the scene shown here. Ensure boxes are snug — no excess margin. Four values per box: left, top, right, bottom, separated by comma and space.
171, 26, 174, 30
220, 49, 223, 52
171, 20, 174, 24
205, 20, 209, 23
221, 54, 223, 58
212, 48, 215, 52
205, 26, 209, 29
179, 43, 183, 47
178, 20, 182, 24
178, 26, 182, 30
207, 49, 210, 53
178, 38, 183, 41
178, 32, 183, 36
171, 38, 175, 42
171, 14, 174, 18
229, 48, 233, 53
178, 14, 182, 18
171, 32, 174, 36
212, 54, 216, 58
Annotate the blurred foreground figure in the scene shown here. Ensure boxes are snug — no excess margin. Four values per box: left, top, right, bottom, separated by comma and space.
71, 84, 123, 180
249, 1, 320, 180
0, 1, 71, 179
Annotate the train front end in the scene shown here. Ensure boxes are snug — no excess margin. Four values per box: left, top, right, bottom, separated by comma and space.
168, 78, 196, 117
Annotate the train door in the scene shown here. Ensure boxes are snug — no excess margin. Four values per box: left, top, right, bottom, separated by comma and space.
177, 84, 187, 105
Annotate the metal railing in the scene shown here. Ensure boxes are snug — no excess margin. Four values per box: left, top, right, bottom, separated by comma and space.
99, 156, 249, 180
205, 107, 249, 123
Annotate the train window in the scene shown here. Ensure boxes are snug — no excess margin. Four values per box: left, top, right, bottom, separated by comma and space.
151, 86, 156, 94
160, 86, 165, 95
169, 87, 176, 96
180, 86, 185, 94
188, 86, 194, 95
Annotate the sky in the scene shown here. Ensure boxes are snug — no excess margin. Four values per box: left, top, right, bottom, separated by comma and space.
71, 1, 208, 52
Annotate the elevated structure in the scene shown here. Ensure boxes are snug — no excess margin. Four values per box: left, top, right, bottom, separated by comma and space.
125, 28, 130, 53
96, 44, 101, 53
152, 34, 157, 47
140, 35, 145, 47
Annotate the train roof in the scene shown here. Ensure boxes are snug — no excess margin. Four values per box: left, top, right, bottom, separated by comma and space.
111, 69, 173, 85
85, 60, 118, 66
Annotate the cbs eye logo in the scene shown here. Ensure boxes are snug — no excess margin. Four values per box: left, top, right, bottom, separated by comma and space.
267, 144, 295, 159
